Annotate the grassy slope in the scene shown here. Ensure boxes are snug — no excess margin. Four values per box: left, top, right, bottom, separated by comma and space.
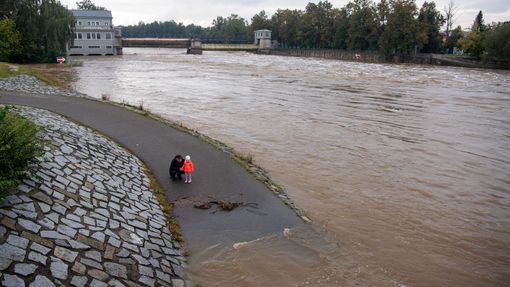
0, 62, 74, 90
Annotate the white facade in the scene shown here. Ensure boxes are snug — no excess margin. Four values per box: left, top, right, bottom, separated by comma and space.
70, 10, 118, 56
254, 29, 272, 49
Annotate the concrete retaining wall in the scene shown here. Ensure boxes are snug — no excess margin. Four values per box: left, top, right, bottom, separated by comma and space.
259, 49, 384, 64
258, 49, 509, 69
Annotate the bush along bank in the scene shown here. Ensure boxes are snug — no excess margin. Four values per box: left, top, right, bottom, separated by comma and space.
0, 106, 44, 201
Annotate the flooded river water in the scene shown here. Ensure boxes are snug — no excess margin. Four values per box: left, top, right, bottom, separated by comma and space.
72, 48, 510, 286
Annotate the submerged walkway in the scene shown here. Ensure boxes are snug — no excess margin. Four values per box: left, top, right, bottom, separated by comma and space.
0, 88, 303, 255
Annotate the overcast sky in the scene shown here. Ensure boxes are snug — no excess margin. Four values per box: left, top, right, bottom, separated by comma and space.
60, 0, 509, 29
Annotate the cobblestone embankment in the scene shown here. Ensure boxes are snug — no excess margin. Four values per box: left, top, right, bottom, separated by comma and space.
0, 75, 79, 97
0, 106, 185, 287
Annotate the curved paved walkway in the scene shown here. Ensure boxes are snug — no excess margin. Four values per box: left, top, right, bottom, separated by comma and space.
0, 91, 303, 254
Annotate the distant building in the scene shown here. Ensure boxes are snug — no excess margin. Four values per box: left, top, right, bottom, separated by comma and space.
254, 29, 272, 49
69, 10, 122, 56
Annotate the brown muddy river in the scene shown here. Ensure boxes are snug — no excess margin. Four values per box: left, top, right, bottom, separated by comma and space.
72, 48, 510, 286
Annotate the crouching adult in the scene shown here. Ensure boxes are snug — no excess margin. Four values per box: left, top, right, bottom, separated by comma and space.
169, 154, 185, 181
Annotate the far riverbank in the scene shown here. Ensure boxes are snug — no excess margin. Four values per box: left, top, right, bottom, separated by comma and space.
257, 48, 510, 69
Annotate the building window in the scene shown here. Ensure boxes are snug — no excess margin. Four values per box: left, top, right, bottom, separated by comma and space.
74, 33, 78, 39
88, 46, 100, 49
97, 33, 101, 39
71, 46, 82, 49
87, 21, 90, 25
92, 22, 95, 26
78, 33, 82, 39
106, 33, 111, 39
106, 46, 112, 49
87, 33, 91, 39
78, 21, 82, 25
96, 21, 99, 25
92, 33, 96, 39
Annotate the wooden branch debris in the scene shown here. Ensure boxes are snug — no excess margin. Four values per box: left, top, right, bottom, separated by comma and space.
194, 200, 254, 211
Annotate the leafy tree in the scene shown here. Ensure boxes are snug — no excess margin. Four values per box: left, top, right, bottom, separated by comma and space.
418, 1, 444, 53
332, 8, 349, 49
204, 14, 248, 42
39, 0, 76, 61
3, 0, 74, 63
346, 0, 379, 50
0, 17, 21, 62
444, 25, 463, 53
211, 16, 226, 32
297, 3, 320, 47
460, 12, 486, 59
224, 14, 248, 41
297, 1, 336, 48
316, 1, 337, 48
483, 22, 510, 61
379, 0, 422, 55
474, 10, 485, 32
76, 0, 106, 11
271, 9, 302, 47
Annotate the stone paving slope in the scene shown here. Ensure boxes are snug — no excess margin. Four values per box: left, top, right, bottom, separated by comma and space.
0, 107, 185, 287
0, 75, 79, 97
0, 78, 303, 255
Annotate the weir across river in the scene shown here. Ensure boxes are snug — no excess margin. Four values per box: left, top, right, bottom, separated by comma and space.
121, 38, 260, 54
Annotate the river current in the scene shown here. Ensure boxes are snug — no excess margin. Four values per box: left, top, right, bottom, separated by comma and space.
72, 48, 510, 286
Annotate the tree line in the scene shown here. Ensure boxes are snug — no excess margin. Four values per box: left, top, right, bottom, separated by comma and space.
0, 0, 508, 63
121, 14, 254, 43
123, 0, 509, 60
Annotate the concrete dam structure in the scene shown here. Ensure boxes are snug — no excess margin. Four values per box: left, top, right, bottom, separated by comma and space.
121, 38, 261, 54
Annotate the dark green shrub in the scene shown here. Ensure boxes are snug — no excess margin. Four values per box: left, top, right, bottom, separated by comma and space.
0, 106, 44, 200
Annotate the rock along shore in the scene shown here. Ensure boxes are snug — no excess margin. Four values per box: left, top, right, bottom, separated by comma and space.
0, 75, 80, 97
0, 106, 186, 287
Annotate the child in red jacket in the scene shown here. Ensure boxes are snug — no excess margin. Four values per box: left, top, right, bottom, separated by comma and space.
181, 155, 195, 184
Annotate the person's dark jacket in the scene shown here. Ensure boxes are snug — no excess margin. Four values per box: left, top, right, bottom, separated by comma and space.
169, 157, 184, 173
